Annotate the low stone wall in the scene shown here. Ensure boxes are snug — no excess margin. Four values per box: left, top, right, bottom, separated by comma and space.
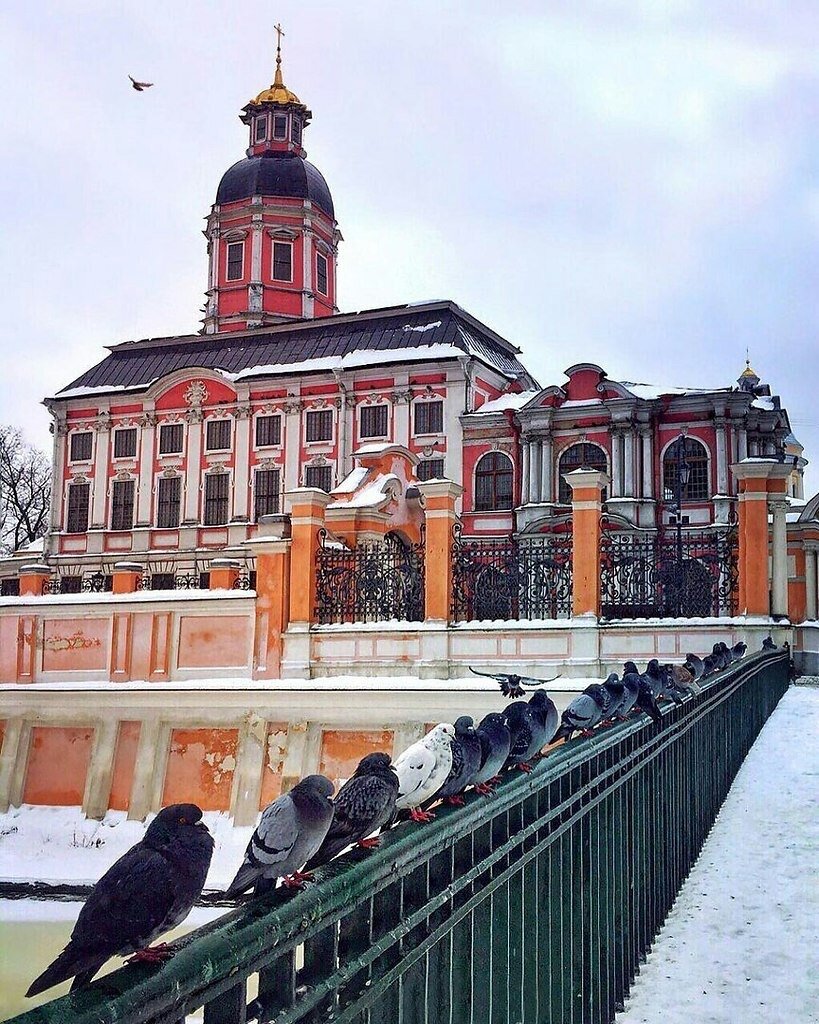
794, 621, 819, 675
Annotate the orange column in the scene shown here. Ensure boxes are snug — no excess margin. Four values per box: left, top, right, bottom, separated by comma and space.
247, 515, 293, 679
565, 469, 608, 618
112, 561, 143, 595
286, 488, 332, 626
731, 461, 791, 616
18, 564, 51, 596
209, 558, 241, 591
416, 479, 464, 623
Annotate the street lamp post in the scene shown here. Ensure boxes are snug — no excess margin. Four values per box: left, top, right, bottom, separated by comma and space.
673, 434, 691, 616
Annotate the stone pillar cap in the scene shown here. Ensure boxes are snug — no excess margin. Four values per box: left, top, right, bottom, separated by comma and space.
19, 563, 51, 575
285, 488, 333, 514
564, 468, 610, 489
210, 558, 242, 568
415, 478, 464, 500
113, 561, 143, 572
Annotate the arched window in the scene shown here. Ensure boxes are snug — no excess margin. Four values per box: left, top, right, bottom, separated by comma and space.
663, 437, 710, 503
557, 443, 608, 505
474, 452, 514, 511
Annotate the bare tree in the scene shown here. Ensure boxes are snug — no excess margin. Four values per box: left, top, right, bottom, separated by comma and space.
0, 425, 51, 553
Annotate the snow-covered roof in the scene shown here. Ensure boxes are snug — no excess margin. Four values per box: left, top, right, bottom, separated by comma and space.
474, 390, 539, 414
619, 381, 728, 400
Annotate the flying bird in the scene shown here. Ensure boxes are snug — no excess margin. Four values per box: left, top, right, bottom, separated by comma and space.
225, 775, 334, 897
469, 666, 561, 699
27, 804, 213, 997
305, 754, 398, 869
394, 723, 455, 822
472, 712, 512, 794
434, 716, 482, 806
129, 75, 154, 91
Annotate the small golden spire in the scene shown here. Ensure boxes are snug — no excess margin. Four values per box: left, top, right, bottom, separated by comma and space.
273, 22, 285, 87
247, 20, 308, 110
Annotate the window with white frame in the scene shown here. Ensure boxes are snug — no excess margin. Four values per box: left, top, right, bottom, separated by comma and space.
305, 464, 333, 492
156, 476, 181, 529
273, 114, 287, 140
226, 241, 244, 281
360, 404, 388, 439
206, 419, 232, 451
663, 437, 710, 503
254, 115, 267, 142
305, 409, 333, 442
254, 468, 281, 520
272, 241, 293, 282
414, 401, 443, 435
159, 422, 184, 455
203, 473, 230, 526
66, 481, 90, 533
113, 428, 137, 459
255, 414, 282, 447
416, 458, 445, 481
110, 479, 135, 531
316, 252, 328, 295
475, 452, 514, 511
70, 432, 93, 462
557, 443, 608, 505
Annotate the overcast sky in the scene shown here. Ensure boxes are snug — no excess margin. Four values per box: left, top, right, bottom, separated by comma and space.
1, 2, 816, 490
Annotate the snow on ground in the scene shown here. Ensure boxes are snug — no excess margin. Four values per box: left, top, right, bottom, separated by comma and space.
616, 685, 819, 1024
0, 807, 252, 892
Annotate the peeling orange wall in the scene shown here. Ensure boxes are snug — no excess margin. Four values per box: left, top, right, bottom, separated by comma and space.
41, 618, 108, 673
259, 722, 288, 807
23, 726, 94, 805
176, 616, 250, 669
108, 721, 142, 811
319, 729, 394, 787
162, 728, 239, 811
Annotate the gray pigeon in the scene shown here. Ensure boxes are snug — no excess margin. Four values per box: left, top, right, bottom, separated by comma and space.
554, 685, 608, 742
305, 754, 398, 869
731, 641, 748, 661
468, 666, 561, 699
226, 775, 334, 896
503, 690, 557, 771
472, 713, 512, 794
394, 723, 455, 822
684, 653, 705, 680
762, 635, 776, 650
27, 804, 214, 996
435, 717, 483, 805
617, 670, 643, 718
600, 672, 627, 719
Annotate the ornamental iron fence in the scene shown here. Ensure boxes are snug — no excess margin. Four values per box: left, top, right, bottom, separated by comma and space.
135, 572, 210, 592
315, 530, 425, 624
41, 572, 113, 596
600, 526, 739, 619
7, 649, 789, 1024
451, 525, 573, 621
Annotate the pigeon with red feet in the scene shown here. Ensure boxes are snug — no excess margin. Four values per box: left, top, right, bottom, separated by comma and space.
305, 753, 398, 869
472, 712, 512, 793
225, 775, 334, 897
26, 804, 213, 997
394, 723, 455, 823
433, 716, 482, 806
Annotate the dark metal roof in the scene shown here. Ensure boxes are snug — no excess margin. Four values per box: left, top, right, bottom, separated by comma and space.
216, 152, 334, 218
54, 302, 538, 398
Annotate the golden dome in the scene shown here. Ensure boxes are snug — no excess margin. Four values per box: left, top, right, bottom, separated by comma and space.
740, 358, 759, 379
248, 24, 306, 109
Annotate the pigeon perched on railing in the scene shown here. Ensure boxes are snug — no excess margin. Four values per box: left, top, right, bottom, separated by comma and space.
503, 690, 558, 771
731, 641, 748, 661
26, 804, 214, 997
684, 653, 705, 680
600, 672, 627, 719
762, 635, 776, 650
469, 667, 561, 699
472, 713, 512, 794
617, 670, 643, 719
225, 776, 334, 897
434, 717, 483, 806
305, 754, 399, 869
394, 723, 455, 823
554, 685, 608, 742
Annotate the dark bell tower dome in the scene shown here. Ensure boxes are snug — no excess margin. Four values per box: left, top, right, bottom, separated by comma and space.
202, 26, 341, 334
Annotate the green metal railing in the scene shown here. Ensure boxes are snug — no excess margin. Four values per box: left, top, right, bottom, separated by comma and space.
9, 650, 788, 1024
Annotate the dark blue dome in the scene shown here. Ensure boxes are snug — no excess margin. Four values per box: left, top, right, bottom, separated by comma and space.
215, 151, 334, 219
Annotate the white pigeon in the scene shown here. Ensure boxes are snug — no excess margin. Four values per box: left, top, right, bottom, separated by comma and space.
394, 723, 455, 822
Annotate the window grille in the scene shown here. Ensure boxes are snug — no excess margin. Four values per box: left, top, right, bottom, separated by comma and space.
360, 405, 388, 439
111, 479, 135, 531
226, 241, 244, 281
558, 443, 608, 505
159, 423, 183, 455
66, 482, 90, 533
254, 469, 281, 520
70, 432, 92, 462
316, 253, 328, 295
414, 401, 443, 435
204, 473, 230, 526
663, 438, 710, 503
273, 114, 287, 139
157, 476, 181, 529
474, 452, 514, 511
305, 464, 333, 492
255, 415, 282, 447
206, 419, 232, 451
291, 117, 302, 145
254, 116, 267, 142
417, 458, 445, 481
1, 578, 20, 597
306, 410, 333, 442
272, 242, 292, 282
113, 428, 137, 459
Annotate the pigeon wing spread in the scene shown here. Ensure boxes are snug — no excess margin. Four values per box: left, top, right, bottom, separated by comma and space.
227, 795, 300, 895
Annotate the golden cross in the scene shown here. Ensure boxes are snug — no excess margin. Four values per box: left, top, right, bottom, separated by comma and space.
275, 22, 285, 60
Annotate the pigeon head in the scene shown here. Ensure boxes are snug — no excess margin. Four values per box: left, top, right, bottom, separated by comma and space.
480, 712, 506, 728
603, 672, 623, 691
353, 752, 395, 777
145, 803, 208, 846
623, 661, 639, 676
637, 680, 662, 723
454, 716, 475, 734
429, 723, 456, 745
646, 659, 662, 677
528, 689, 551, 707
622, 671, 641, 692
292, 775, 335, 801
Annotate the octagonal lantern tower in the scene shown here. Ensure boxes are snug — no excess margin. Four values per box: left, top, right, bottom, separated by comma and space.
202, 27, 341, 333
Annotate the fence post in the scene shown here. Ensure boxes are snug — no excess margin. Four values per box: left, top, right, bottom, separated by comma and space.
416, 479, 463, 623
209, 557, 241, 591
731, 460, 791, 616
286, 488, 332, 626
247, 514, 292, 680
18, 563, 51, 596
566, 468, 609, 617
112, 561, 143, 595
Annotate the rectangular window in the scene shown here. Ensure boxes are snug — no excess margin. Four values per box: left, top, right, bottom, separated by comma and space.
111, 479, 135, 531
360, 404, 389, 439
416, 458, 444, 481
291, 117, 302, 145
70, 432, 92, 462
254, 116, 267, 142
0, 578, 20, 597
273, 114, 287, 140
272, 241, 293, 282
306, 409, 333, 442
255, 414, 282, 447
206, 419, 232, 451
113, 428, 137, 459
305, 464, 333, 492
226, 241, 244, 282
157, 476, 181, 529
159, 422, 184, 455
204, 473, 230, 526
60, 577, 83, 595
254, 468, 281, 520
414, 401, 443, 435
316, 253, 328, 295
66, 482, 90, 533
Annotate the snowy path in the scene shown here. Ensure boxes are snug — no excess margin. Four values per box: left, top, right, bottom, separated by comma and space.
616, 685, 819, 1024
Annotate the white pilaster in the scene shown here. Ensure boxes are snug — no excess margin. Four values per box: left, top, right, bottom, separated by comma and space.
250, 224, 262, 281
805, 546, 818, 620
445, 371, 466, 502
301, 224, 314, 319
284, 401, 302, 490
640, 430, 653, 498
715, 419, 728, 494
738, 429, 748, 461
393, 374, 410, 449
233, 408, 251, 521
521, 439, 531, 504
540, 435, 553, 503
623, 430, 635, 496
136, 412, 156, 526
530, 439, 542, 502
611, 431, 623, 497
183, 417, 203, 523
48, 420, 67, 536
769, 497, 789, 617
90, 419, 111, 528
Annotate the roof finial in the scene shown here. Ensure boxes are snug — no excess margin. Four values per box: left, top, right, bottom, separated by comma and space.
274, 22, 285, 87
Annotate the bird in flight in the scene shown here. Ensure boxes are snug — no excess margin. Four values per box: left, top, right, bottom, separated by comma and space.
129, 75, 154, 91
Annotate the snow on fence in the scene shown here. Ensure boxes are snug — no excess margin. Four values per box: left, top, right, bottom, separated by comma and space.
7, 649, 789, 1024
